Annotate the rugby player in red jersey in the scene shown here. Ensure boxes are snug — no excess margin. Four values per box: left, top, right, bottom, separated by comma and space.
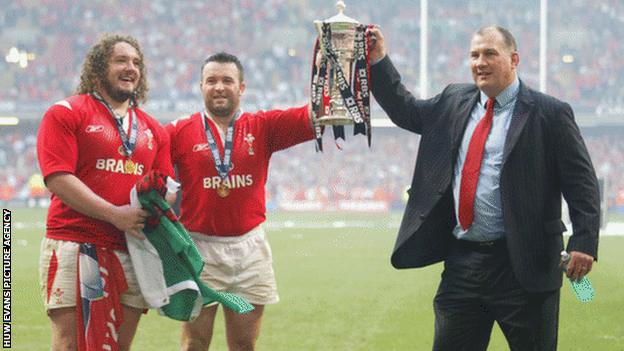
37, 34, 174, 351
166, 52, 314, 351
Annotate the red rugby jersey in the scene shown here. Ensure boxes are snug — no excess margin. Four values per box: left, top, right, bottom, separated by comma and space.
166, 106, 313, 236
37, 94, 174, 250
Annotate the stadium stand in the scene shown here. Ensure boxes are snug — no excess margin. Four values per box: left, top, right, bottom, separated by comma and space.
1, 0, 623, 114
1, 123, 623, 215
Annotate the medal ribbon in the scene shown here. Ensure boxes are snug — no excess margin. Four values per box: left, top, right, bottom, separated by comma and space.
92, 92, 138, 157
203, 111, 239, 181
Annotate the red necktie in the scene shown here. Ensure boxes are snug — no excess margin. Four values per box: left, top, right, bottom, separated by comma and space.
458, 97, 495, 230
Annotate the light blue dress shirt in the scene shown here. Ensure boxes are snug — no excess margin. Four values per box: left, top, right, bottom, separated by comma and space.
452, 77, 520, 241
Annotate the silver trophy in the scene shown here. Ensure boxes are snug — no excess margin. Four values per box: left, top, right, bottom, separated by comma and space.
313, 1, 360, 125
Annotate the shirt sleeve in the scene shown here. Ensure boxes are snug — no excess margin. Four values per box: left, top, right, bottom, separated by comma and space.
264, 105, 314, 153
151, 122, 176, 179
36, 102, 80, 182
164, 121, 179, 166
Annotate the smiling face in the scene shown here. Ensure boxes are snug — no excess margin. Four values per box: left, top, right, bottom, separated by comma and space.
470, 28, 519, 98
200, 61, 245, 119
100, 42, 141, 103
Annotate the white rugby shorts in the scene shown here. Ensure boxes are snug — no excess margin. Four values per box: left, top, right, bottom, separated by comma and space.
190, 226, 279, 306
39, 238, 149, 311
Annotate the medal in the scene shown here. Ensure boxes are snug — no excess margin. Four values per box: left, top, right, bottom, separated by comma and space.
124, 159, 136, 174
203, 111, 240, 199
216, 183, 230, 198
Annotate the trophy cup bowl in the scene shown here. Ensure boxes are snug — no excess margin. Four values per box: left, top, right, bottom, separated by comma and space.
313, 1, 359, 126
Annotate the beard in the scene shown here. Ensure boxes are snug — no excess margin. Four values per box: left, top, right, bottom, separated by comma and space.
101, 78, 135, 103
207, 98, 236, 118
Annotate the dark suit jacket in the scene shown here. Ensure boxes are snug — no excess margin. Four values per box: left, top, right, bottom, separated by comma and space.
371, 56, 600, 292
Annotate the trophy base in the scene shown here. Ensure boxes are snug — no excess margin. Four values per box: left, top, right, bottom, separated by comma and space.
316, 115, 353, 126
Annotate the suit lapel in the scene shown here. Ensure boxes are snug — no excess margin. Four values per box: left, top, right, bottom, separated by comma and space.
451, 91, 480, 162
502, 82, 533, 165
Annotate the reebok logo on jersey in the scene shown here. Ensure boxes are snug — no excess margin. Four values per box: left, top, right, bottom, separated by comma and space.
95, 159, 145, 175
193, 143, 210, 152
85, 125, 105, 133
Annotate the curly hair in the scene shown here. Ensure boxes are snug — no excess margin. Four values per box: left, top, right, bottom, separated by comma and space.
76, 33, 149, 104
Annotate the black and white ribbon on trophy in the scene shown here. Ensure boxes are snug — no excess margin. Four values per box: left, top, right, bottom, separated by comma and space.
310, 38, 328, 151
310, 23, 373, 151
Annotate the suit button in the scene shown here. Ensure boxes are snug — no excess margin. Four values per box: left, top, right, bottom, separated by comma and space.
419, 212, 426, 219
437, 188, 444, 195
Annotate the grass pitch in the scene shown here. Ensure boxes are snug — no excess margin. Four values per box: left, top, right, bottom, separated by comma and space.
6, 209, 624, 350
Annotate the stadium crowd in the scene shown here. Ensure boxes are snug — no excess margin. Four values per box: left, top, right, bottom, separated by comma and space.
0, 0, 623, 115
2, 125, 624, 214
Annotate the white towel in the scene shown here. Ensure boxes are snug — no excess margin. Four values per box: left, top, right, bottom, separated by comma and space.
125, 178, 180, 308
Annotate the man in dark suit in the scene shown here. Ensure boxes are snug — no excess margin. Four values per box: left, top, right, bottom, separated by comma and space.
368, 25, 600, 350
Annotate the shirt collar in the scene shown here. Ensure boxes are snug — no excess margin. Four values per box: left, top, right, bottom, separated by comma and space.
480, 76, 520, 109
201, 108, 243, 128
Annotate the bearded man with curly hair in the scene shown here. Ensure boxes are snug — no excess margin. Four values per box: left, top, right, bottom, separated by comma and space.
37, 33, 175, 351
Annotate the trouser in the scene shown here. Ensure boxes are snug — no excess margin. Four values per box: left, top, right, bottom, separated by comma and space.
433, 239, 560, 351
